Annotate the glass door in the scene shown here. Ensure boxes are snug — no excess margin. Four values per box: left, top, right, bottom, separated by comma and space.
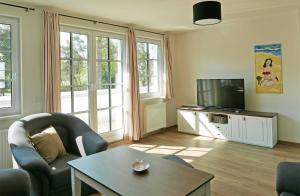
60, 26, 125, 142
95, 35, 124, 136
60, 30, 90, 125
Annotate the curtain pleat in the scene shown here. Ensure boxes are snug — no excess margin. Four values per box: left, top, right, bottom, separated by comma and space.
43, 10, 61, 112
164, 35, 174, 99
124, 27, 142, 141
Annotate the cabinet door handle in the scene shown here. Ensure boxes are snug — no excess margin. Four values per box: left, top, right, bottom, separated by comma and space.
228, 116, 231, 119
243, 117, 246, 121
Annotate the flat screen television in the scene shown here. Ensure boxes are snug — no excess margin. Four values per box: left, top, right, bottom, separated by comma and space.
197, 79, 245, 110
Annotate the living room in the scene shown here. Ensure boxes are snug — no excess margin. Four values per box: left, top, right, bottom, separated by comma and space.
0, 0, 300, 196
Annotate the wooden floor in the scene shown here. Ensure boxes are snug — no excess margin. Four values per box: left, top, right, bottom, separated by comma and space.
111, 127, 300, 196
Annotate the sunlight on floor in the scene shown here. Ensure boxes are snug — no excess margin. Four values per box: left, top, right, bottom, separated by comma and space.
129, 144, 156, 152
129, 144, 213, 164
177, 147, 212, 157
176, 150, 209, 157
193, 136, 215, 141
146, 148, 180, 155
182, 158, 194, 163
157, 146, 186, 150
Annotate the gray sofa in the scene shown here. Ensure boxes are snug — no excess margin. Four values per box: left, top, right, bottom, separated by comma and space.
0, 169, 31, 196
277, 162, 300, 196
8, 113, 108, 196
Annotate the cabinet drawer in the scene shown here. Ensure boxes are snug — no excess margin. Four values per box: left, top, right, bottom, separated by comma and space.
209, 123, 228, 139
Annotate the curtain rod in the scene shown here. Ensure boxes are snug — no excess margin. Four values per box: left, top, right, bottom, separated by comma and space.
59, 14, 165, 36
0, 2, 35, 11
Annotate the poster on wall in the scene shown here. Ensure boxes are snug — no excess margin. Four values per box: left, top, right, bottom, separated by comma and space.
255, 43, 283, 93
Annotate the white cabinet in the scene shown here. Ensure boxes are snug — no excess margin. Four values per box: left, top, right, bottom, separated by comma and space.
209, 123, 229, 139
177, 109, 278, 148
197, 112, 213, 137
177, 110, 197, 134
242, 116, 269, 146
228, 115, 243, 142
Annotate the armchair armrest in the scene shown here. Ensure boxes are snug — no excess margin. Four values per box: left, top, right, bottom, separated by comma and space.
11, 145, 51, 176
0, 169, 30, 196
82, 131, 108, 155
276, 162, 300, 195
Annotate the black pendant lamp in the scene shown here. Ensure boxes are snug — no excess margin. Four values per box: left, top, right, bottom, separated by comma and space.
193, 1, 222, 26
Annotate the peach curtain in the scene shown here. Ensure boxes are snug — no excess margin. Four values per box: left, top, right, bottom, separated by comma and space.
43, 10, 61, 112
124, 27, 142, 141
164, 35, 174, 99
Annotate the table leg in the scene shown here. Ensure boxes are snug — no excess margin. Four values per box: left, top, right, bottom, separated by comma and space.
189, 182, 210, 196
71, 168, 81, 196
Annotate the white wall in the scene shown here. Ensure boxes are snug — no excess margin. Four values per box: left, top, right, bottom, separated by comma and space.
173, 8, 300, 143
0, 7, 43, 129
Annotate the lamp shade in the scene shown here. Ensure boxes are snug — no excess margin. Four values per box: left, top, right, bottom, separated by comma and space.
193, 1, 222, 25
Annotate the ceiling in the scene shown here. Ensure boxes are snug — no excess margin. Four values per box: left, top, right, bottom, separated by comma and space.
6, 0, 300, 32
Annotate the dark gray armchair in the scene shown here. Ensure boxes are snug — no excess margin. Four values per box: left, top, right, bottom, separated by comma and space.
8, 113, 108, 196
0, 169, 30, 196
276, 162, 300, 196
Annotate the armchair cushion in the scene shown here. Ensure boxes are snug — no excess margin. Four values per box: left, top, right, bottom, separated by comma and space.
49, 153, 79, 189
277, 162, 300, 196
29, 126, 66, 163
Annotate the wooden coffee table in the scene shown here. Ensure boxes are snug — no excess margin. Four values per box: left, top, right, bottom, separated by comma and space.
68, 146, 214, 196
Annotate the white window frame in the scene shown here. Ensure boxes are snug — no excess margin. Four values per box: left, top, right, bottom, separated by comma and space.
0, 16, 21, 117
136, 37, 163, 99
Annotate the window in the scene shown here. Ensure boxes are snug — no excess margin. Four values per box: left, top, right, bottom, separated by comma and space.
60, 27, 125, 135
137, 40, 162, 97
60, 31, 89, 125
0, 16, 20, 116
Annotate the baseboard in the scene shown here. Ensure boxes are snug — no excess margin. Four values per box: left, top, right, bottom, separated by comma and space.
142, 125, 177, 138
278, 140, 300, 146
108, 125, 178, 148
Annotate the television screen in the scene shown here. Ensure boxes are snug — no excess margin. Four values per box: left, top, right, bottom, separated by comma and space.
197, 79, 245, 109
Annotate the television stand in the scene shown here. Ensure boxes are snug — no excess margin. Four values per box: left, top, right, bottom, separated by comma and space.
177, 106, 278, 148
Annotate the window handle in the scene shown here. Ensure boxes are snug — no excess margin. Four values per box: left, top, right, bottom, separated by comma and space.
12, 72, 17, 81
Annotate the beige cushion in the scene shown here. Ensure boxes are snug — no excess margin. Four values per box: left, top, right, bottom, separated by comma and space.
29, 126, 66, 163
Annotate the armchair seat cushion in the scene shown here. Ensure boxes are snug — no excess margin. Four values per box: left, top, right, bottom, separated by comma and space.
49, 153, 79, 189
280, 192, 299, 196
